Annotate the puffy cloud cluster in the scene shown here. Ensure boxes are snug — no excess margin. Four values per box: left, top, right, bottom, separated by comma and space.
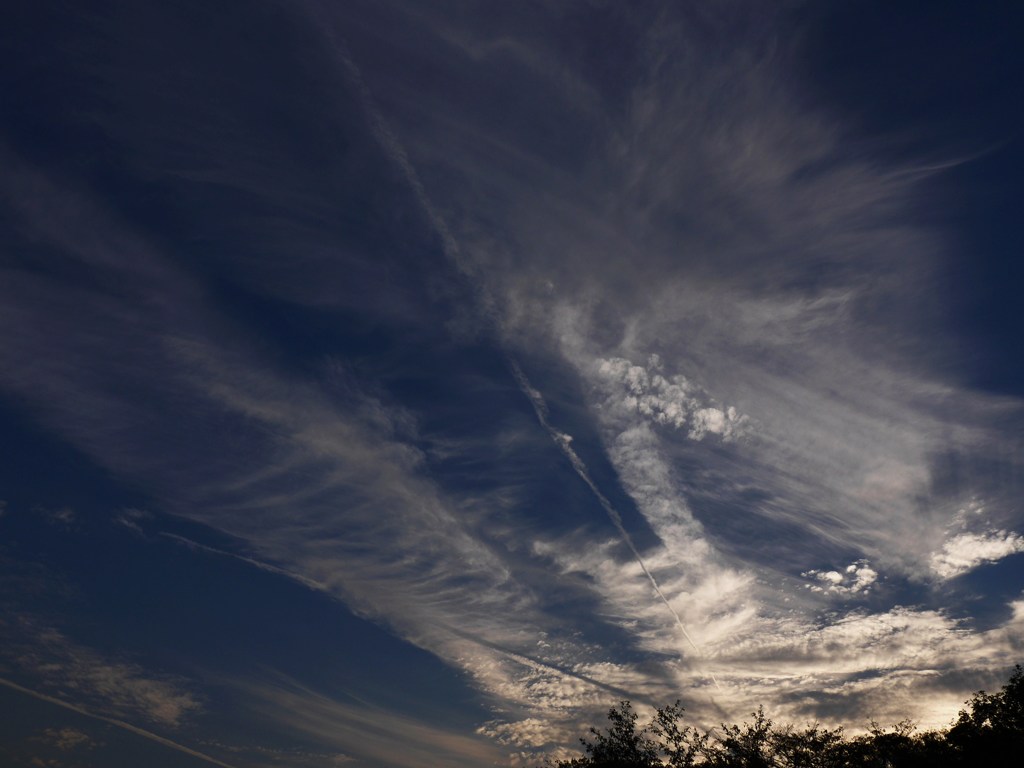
596, 355, 747, 441
802, 560, 878, 596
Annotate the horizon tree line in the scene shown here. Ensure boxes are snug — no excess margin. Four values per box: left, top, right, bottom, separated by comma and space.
544, 664, 1024, 767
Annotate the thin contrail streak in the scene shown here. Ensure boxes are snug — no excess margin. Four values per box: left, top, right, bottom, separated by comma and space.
440, 622, 661, 707
307, 6, 498, 319
509, 363, 720, 690
0, 677, 241, 768
159, 532, 328, 592
312, 11, 719, 690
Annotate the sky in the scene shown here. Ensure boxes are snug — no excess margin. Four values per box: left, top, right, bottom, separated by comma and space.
2, 1, 1024, 766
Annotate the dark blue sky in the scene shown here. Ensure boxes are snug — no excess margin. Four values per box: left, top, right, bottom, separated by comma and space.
2, 2, 1024, 766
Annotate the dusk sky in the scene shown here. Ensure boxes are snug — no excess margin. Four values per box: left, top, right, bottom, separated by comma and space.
2, 2, 1024, 766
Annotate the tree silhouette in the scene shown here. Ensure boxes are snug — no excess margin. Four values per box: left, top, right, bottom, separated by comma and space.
544, 665, 1024, 767
947, 663, 1024, 763
569, 700, 660, 767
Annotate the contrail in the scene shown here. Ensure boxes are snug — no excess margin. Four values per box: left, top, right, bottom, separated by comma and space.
440, 622, 662, 708
0, 677, 241, 768
159, 532, 327, 592
305, 4, 501, 324
310, 10, 719, 690
509, 363, 719, 690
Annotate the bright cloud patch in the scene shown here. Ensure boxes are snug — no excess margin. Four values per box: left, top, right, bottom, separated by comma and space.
931, 530, 1024, 580
477, 718, 565, 749
596, 355, 746, 441
803, 560, 878, 596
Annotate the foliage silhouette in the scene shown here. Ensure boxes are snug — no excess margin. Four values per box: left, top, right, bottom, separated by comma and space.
947, 663, 1024, 763
544, 665, 1024, 767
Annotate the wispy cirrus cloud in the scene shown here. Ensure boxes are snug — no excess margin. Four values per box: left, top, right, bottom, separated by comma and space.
0, 677, 236, 768
306, 0, 1024, 747
2, 1, 1023, 764
0, 138, 669, 757
233, 675, 504, 768
0, 620, 200, 728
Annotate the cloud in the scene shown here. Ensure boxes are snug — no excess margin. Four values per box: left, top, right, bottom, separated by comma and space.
0, 677, 236, 768
0, 150, 638, 750
331, 0, 1014, 598
0, 620, 200, 728
0, 150, 558, 730
114, 508, 151, 535
928, 501, 1024, 580
296, 0, 1024, 747
510, 359, 716, 673
235, 675, 504, 768
198, 739, 355, 768
38, 728, 97, 752
476, 715, 592, 766
596, 355, 748, 441
2, 1, 1024, 762
35, 507, 76, 530
478, 716, 567, 749
0, 147, 624, 748
803, 560, 878, 596
931, 530, 1024, 580
708, 601, 1024, 730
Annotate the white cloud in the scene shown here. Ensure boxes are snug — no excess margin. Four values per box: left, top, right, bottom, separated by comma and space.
803, 560, 878, 596
3, 3, 1024, 762
301, 2, 1024, 747
596, 356, 747, 441
707, 601, 1024, 730
478, 716, 567, 749
931, 530, 1024, 580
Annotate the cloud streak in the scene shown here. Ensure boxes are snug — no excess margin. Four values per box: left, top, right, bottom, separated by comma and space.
0, 678, 236, 768
2, 1, 1024, 763
303, 0, 1024, 742
510, 360, 714, 677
